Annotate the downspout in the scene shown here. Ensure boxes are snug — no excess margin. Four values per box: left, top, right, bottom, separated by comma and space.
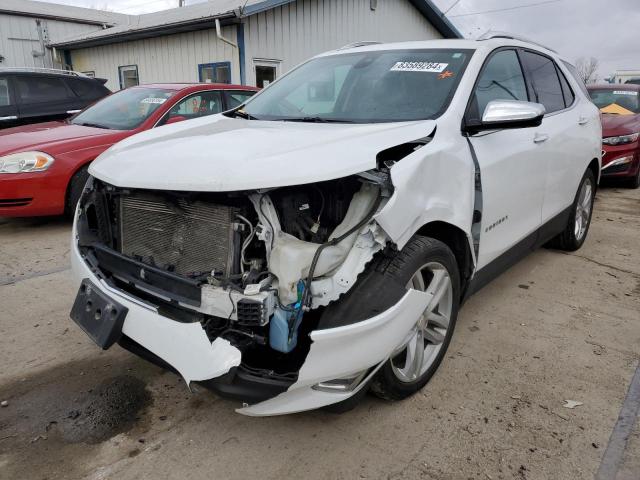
215, 18, 240, 84
215, 18, 238, 48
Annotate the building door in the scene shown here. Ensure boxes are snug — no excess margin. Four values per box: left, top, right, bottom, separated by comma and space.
119, 65, 139, 90
253, 59, 281, 88
198, 62, 231, 84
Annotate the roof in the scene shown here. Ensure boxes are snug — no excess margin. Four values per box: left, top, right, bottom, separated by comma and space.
0, 0, 128, 26
135, 82, 259, 91
52, 0, 461, 50
588, 84, 640, 91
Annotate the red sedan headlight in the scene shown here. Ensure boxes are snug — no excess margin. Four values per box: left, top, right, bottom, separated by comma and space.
0, 151, 55, 174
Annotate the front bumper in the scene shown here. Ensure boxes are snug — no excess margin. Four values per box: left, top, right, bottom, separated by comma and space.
601, 145, 640, 178
0, 172, 65, 217
71, 226, 431, 415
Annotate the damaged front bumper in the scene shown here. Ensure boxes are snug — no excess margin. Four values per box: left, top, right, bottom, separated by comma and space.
70, 220, 430, 415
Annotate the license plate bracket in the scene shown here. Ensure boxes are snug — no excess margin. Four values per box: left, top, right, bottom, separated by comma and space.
70, 278, 128, 349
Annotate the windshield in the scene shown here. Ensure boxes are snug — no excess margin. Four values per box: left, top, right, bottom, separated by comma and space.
71, 87, 176, 130
241, 49, 473, 123
589, 89, 640, 114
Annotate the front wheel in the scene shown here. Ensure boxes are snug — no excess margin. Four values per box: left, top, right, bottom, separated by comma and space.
371, 236, 460, 401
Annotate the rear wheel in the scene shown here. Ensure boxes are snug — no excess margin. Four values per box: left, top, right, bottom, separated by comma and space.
371, 236, 460, 401
65, 165, 90, 218
547, 169, 595, 251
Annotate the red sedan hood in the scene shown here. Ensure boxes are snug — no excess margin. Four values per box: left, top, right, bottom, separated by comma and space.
0, 121, 125, 156
601, 113, 640, 137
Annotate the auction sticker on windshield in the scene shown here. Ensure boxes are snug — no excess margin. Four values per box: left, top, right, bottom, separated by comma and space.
613, 90, 638, 96
390, 62, 448, 73
141, 97, 168, 104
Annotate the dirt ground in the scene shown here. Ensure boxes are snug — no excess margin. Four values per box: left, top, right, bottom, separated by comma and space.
0, 185, 638, 480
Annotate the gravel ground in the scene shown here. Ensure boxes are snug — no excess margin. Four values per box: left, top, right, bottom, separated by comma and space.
0, 185, 638, 480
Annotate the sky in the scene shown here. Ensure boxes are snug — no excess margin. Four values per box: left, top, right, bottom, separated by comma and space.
49, 0, 639, 80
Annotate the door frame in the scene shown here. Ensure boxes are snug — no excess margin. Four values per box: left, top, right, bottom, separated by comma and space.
252, 58, 281, 87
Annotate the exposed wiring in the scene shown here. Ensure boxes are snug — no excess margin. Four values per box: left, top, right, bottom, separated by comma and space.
236, 214, 256, 273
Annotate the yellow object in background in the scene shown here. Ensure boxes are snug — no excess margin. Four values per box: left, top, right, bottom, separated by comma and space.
600, 103, 635, 115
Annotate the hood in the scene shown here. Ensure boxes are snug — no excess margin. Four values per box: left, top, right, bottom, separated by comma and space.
0, 121, 124, 156
90, 115, 437, 191
601, 113, 640, 137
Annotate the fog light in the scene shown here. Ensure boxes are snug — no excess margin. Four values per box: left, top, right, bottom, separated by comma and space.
312, 370, 368, 393
603, 155, 634, 170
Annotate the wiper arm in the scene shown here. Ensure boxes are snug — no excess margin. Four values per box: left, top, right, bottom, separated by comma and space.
77, 122, 110, 129
281, 116, 355, 123
227, 109, 258, 120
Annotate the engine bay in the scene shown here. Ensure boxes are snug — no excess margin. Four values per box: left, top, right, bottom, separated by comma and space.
77, 171, 392, 380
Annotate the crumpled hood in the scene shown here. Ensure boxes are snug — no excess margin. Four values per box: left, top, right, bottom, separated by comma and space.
90, 115, 437, 191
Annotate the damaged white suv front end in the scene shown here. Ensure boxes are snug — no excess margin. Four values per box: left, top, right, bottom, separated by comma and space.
70, 39, 600, 415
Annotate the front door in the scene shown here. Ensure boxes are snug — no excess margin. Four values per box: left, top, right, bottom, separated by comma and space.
466, 49, 547, 269
253, 59, 280, 88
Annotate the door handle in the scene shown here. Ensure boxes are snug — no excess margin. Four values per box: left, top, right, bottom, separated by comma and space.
578, 116, 589, 125
67, 110, 81, 114
534, 133, 549, 143
0, 115, 17, 121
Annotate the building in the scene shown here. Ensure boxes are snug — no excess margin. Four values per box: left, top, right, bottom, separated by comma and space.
0, 0, 126, 70
610, 70, 640, 85
48, 0, 461, 90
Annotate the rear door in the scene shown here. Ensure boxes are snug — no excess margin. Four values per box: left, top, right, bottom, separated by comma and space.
13, 74, 77, 123
518, 50, 589, 223
0, 75, 19, 128
466, 48, 547, 269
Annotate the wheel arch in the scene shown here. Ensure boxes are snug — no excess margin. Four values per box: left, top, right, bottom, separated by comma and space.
587, 157, 600, 184
64, 159, 94, 215
415, 221, 474, 300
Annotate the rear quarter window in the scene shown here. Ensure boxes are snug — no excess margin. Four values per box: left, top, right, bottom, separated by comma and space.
561, 61, 590, 97
66, 78, 109, 101
0, 78, 10, 106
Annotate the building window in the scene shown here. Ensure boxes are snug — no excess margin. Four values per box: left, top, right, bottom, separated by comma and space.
253, 59, 280, 88
82, 71, 96, 78
118, 65, 139, 90
198, 62, 231, 84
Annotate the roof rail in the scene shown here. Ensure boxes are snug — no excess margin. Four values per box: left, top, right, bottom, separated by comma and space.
477, 31, 557, 53
0, 67, 89, 77
338, 41, 382, 50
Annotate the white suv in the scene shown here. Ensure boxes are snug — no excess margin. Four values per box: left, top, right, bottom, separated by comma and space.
70, 37, 601, 416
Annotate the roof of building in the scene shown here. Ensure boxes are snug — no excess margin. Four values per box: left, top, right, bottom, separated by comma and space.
0, 0, 128, 26
51, 0, 461, 50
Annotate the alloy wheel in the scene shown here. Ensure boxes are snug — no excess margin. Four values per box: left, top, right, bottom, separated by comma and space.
574, 177, 593, 241
391, 262, 453, 383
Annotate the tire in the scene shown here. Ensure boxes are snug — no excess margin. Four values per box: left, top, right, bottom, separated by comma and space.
547, 169, 596, 251
65, 165, 90, 218
370, 236, 460, 402
626, 166, 640, 189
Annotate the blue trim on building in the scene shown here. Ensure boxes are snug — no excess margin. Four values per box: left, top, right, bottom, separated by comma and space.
237, 23, 246, 85
198, 61, 232, 83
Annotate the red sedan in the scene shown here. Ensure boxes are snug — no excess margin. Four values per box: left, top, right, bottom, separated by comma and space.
588, 84, 640, 188
0, 83, 258, 217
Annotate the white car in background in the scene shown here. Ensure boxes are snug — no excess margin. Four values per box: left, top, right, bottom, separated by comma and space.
69, 36, 601, 416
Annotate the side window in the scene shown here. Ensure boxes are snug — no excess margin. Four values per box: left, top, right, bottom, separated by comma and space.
66, 78, 103, 101
562, 60, 590, 97
520, 51, 565, 113
225, 90, 256, 109
471, 50, 528, 119
556, 66, 575, 108
0, 77, 10, 106
160, 91, 223, 125
14, 76, 72, 104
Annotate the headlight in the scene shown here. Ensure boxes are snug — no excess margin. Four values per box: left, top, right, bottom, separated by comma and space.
0, 151, 55, 174
602, 132, 640, 146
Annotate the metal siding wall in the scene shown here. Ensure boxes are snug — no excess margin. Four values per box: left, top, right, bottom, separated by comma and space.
69, 26, 241, 91
243, 0, 443, 86
0, 13, 102, 68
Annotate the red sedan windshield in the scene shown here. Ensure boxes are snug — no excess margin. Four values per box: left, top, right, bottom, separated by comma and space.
71, 87, 175, 130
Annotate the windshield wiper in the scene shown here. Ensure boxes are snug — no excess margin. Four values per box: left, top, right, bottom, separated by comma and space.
280, 116, 355, 123
76, 122, 110, 129
227, 109, 259, 120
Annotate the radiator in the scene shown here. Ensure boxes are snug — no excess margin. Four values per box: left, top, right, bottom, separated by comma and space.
119, 193, 238, 277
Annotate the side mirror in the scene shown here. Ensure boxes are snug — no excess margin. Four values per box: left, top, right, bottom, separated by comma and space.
464, 100, 545, 133
165, 115, 187, 125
